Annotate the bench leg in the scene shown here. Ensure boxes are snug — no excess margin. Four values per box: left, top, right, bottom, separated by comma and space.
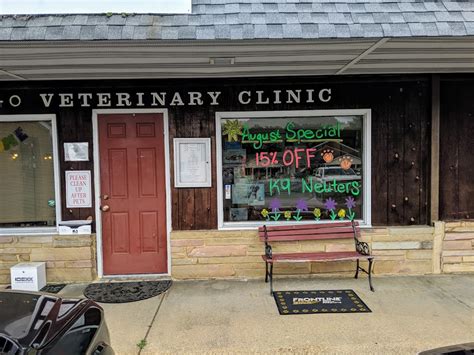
354, 259, 360, 279
269, 263, 274, 296
265, 261, 269, 283
368, 258, 374, 292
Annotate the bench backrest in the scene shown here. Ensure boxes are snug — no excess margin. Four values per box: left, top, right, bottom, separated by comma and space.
258, 221, 359, 242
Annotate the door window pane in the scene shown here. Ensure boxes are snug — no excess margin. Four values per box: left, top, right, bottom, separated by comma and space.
0, 121, 56, 228
220, 114, 364, 224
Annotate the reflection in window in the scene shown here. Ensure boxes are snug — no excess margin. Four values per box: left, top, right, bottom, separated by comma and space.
221, 115, 364, 224
0, 121, 56, 228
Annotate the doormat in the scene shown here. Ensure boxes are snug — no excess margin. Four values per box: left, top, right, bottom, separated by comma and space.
40, 284, 66, 294
273, 290, 371, 315
83, 280, 172, 303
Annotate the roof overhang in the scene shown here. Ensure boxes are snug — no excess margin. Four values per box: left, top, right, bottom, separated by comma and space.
0, 36, 473, 81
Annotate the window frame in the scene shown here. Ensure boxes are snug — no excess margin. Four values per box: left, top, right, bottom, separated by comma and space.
0, 114, 61, 235
215, 109, 372, 230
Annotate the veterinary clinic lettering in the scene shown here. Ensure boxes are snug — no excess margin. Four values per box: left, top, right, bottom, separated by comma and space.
0, 88, 331, 109
242, 121, 341, 149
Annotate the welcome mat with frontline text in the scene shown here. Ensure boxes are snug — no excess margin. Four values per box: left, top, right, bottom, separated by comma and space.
273, 290, 371, 315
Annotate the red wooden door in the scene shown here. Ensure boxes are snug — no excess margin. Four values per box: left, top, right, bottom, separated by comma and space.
99, 113, 167, 275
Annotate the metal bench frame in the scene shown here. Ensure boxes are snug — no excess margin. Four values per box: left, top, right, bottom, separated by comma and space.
261, 221, 374, 295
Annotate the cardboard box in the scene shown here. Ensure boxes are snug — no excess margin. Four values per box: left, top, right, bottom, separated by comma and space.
11, 262, 46, 291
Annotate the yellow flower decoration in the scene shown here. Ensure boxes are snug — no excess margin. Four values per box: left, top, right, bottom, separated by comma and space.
313, 208, 321, 218
222, 120, 243, 142
284, 211, 292, 219
261, 209, 269, 218
338, 209, 346, 218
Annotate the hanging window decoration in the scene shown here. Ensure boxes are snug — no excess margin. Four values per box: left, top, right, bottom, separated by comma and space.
219, 112, 368, 225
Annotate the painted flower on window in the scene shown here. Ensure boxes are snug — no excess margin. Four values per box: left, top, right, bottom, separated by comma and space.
345, 196, 356, 209
313, 208, 321, 221
345, 196, 356, 221
292, 199, 308, 221
261, 209, 269, 218
268, 198, 282, 221
324, 198, 337, 211
269, 198, 282, 212
284, 211, 292, 220
295, 199, 309, 212
325, 198, 337, 221
337, 209, 346, 220
222, 120, 243, 142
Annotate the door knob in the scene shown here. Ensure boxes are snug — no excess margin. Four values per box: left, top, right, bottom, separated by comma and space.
100, 205, 110, 212
102, 194, 109, 200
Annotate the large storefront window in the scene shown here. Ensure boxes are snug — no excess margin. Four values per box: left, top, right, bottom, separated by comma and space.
217, 110, 370, 227
0, 117, 59, 230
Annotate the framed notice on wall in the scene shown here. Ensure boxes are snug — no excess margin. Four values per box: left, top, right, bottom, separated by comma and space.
173, 138, 211, 188
65, 170, 92, 208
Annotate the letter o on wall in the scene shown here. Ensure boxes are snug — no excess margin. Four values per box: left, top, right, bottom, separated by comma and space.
9, 95, 21, 107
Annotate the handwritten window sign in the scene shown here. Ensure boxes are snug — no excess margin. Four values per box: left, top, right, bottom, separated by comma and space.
174, 138, 211, 188
219, 113, 366, 224
65, 170, 92, 208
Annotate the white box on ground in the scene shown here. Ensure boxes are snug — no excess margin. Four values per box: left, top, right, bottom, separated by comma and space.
58, 220, 92, 235
11, 262, 47, 291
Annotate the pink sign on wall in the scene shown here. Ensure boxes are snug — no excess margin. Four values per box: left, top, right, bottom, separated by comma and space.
65, 170, 92, 208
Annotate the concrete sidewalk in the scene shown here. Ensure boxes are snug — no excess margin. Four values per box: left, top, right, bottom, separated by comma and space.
61, 275, 474, 354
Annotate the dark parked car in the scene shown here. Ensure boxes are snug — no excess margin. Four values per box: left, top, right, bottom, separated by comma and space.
0, 290, 114, 355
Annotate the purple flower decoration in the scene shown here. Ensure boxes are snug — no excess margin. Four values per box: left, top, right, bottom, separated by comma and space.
269, 198, 282, 212
324, 198, 337, 211
345, 196, 356, 209
295, 198, 309, 211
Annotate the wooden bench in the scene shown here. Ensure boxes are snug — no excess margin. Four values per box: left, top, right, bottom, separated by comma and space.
259, 221, 374, 294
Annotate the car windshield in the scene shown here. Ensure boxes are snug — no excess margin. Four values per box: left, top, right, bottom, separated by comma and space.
0, 292, 40, 339
325, 168, 356, 176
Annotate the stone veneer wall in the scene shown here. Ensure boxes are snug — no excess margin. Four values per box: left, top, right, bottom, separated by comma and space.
440, 221, 474, 273
2, 223, 472, 284
170, 226, 436, 279
0, 234, 96, 285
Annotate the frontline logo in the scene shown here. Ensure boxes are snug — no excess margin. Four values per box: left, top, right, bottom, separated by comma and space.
14, 277, 33, 283
292, 297, 342, 305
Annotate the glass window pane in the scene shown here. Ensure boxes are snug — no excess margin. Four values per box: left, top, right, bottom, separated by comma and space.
0, 121, 56, 228
221, 115, 364, 223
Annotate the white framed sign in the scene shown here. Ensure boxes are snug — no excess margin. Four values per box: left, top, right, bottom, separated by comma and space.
174, 138, 211, 188
64, 142, 89, 161
65, 170, 92, 208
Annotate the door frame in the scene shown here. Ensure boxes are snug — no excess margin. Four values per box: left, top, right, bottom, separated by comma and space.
92, 109, 172, 278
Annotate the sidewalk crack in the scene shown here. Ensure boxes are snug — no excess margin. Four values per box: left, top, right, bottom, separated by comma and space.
137, 290, 169, 355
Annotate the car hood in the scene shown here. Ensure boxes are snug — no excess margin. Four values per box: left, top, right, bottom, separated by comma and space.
0, 291, 92, 349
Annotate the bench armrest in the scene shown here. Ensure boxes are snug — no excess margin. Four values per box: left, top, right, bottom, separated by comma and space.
263, 225, 273, 259
351, 221, 371, 256
355, 240, 370, 256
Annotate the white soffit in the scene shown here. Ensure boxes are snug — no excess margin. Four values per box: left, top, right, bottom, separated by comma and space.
0, 37, 473, 81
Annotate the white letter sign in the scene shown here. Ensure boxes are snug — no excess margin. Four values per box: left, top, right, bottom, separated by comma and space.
65, 170, 92, 208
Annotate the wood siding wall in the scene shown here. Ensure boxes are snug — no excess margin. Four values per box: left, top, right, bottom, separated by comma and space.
440, 78, 474, 220
169, 77, 432, 228
0, 75, 434, 230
